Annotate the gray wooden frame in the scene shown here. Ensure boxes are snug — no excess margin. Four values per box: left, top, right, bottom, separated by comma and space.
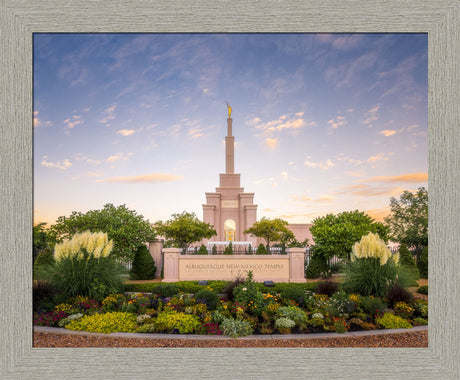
1, 1, 458, 378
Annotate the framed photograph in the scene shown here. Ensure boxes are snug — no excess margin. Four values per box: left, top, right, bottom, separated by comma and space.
1, 1, 458, 378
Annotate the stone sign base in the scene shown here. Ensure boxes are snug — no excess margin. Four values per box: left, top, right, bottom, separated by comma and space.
162, 247, 306, 283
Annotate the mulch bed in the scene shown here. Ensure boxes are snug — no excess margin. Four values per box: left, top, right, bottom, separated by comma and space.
34, 330, 427, 348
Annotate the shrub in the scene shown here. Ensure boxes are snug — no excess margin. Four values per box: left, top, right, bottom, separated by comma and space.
33, 248, 55, 280
413, 317, 428, 326
398, 244, 420, 280
211, 245, 217, 255
233, 271, 265, 315
33, 311, 68, 327
194, 288, 220, 310
154, 311, 200, 333
221, 318, 253, 338
279, 286, 306, 307
222, 276, 245, 302
223, 242, 233, 255
306, 254, 329, 279
151, 284, 179, 298
256, 243, 268, 255
275, 306, 308, 326
58, 313, 84, 327
417, 246, 428, 278
247, 245, 253, 255
417, 285, 428, 295
197, 244, 208, 255
33, 280, 60, 312
316, 280, 339, 297
66, 312, 137, 333
386, 283, 413, 308
375, 313, 412, 329
275, 317, 295, 332
45, 231, 123, 299
130, 245, 156, 280
361, 296, 387, 317
393, 302, 415, 319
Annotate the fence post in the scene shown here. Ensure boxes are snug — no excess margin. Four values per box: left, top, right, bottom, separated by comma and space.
287, 247, 307, 283
163, 247, 181, 282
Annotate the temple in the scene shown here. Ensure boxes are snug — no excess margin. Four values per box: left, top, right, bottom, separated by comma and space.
202, 113, 258, 245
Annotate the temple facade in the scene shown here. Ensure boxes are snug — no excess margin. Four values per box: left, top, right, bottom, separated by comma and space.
202, 114, 258, 245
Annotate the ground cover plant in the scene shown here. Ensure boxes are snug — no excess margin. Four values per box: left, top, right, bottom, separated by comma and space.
34, 269, 428, 338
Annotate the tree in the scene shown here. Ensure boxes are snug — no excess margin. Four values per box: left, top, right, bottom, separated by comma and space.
48, 204, 156, 262
397, 243, 420, 280
34, 222, 51, 262
384, 187, 428, 249
154, 211, 217, 250
310, 210, 389, 261
33, 248, 55, 280
244, 217, 294, 250
417, 246, 428, 278
130, 245, 157, 280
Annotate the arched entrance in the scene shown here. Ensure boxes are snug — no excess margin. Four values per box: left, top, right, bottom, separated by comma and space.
224, 219, 236, 242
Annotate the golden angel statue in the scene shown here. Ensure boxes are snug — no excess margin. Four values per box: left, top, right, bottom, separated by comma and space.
226, 101, 232, 118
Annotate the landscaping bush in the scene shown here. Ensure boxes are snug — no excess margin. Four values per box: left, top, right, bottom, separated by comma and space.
256, 243, 268, 255
413, 317, 428, 326
66, 312, 137, 333
417, 285, 428, 295
45, 231, 123, 299
274, 317, 295, 333
221, 318, 253, 338
33, 280, 61, 312
398, 244, 420, 280
393, 302, 415, 319
316, 280, 339, 297
223, 242, 233, 255
279, 286, 306, 307
247, 245, 253, 255
361, 296, 387, 317
222, 276, 245, 302
197, 244, 208, 255
417, 246, 428, 278
154, 311, 200, 333
194, 288, 220, 310
386, 283, 413, 308
306, 254, 329, 279
375, 313, 412, 329
233, 271, 265, 316
211, 245, 217, 255
33, 248, 55, 280
151, 283, 179, 297
33, 311, 68, 327
130, 245, 156, 280
275, 306, 308, 326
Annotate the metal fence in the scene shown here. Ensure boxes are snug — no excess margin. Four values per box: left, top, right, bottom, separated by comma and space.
182, 245, 286, 255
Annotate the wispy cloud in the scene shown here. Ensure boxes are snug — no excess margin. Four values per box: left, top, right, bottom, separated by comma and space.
40, 156, 72, 170
328, 115, 347, 132
304, 157, 334, 170
95, 173, 184, 183
379, 129, 397, 137
33, 111, 53, 128
360, 172, 428, 183
117, 129, 135, 136
265, 138, 279, 150
290, 194, 335, 203
334, 184, 401, 197
105, 152, 133, 163
362, 105, 380, 126
99, 104, 117, 125
64, 114, 82, 130
367, 152, 393, 163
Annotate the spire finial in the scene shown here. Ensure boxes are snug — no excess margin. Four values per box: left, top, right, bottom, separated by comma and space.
225, 101, 232, 118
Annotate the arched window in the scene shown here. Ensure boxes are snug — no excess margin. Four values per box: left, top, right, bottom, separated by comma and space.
224, 219, 236, 242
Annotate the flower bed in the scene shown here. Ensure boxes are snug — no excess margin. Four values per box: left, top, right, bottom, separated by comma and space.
33, 273, 428, 338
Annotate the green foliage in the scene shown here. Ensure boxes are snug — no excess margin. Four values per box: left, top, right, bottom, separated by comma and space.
48, 204, 156, 262
33, 280, 61, 312
66, 312, 137, 334
211, 245, 217, 255
274, 317, 296, 331
247, 244, 253, 254
198, 244, 208, 255
154, 211, 216, 249
223, 242, 233, 255
233, 271, 265, 315
33, 248, 55, 280
417, 285, 428, 295
130, 245, 157, 280
194, 288, 220, 310
361, 296, 387, 316
413, 317, 428, 326
34, 222, 52, 262
375, 313, 412, 329
306, 254, 329, 279
275, 306, 308, 326
244, 217, 294, 250
398, 244, 420, 280
151, 284, 179, 298
310, 210, 389, 260
418, 246, 428, 278
154, 311, 200, 333
343, 257, 399, 297
279, 287, 306, 307
384, 187, 428, 249
221, 318, 253, 338
256, 243, 268, 255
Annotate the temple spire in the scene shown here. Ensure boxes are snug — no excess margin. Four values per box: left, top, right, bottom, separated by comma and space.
225, 115, 234, 173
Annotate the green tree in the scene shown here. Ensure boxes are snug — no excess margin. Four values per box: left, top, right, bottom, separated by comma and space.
33, 248, 55, 280
198, 244, 208, 255
244, 217, 294, 251
310, 210, 389, 261
417, 246, 428, 278
384, 187, 428, 249
223, 242, 233, 255
256, 243, 268, 255
154, 211, 216, 250
34, 222, 51, 262
130, 245, 157, 280
48, 204, 156, 262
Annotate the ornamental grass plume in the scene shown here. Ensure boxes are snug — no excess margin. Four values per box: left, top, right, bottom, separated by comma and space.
351, 232, 392, 265
54, 231, 113, 261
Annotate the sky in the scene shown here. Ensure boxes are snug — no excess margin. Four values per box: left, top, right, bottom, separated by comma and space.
33, 33, 428, 227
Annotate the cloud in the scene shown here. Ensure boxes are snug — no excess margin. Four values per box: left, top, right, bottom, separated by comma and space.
280, 171, 288, 181
64, 114, 82, 130
361, 172, 428, 183
117, 129, 135, 136
290, 195, 312, 202
304, 158, 334, 170
105, 152, 133, 163
99, 104, 117, 124
189, 127, 204, 139
265, 138, 279, 150
334, 184, 401, 197
337, 155, 363, 165
33, 111, 53, 128
290, 194, 335, 203
40, 156, 72, 170
367, 152, 393, 163
95, 173, 184, 183
362, 105, 380, 126
365, 207, 391, 222
379, 129, 397, 137
328, 115, 347, 131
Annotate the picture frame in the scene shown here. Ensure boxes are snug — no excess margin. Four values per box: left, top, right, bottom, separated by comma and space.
1, 1, 458, 378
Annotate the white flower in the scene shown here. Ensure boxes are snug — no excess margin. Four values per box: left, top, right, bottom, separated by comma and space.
242, 287, 247, 291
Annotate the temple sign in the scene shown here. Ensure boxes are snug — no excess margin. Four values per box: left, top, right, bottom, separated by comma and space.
226, 101, 232, 118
